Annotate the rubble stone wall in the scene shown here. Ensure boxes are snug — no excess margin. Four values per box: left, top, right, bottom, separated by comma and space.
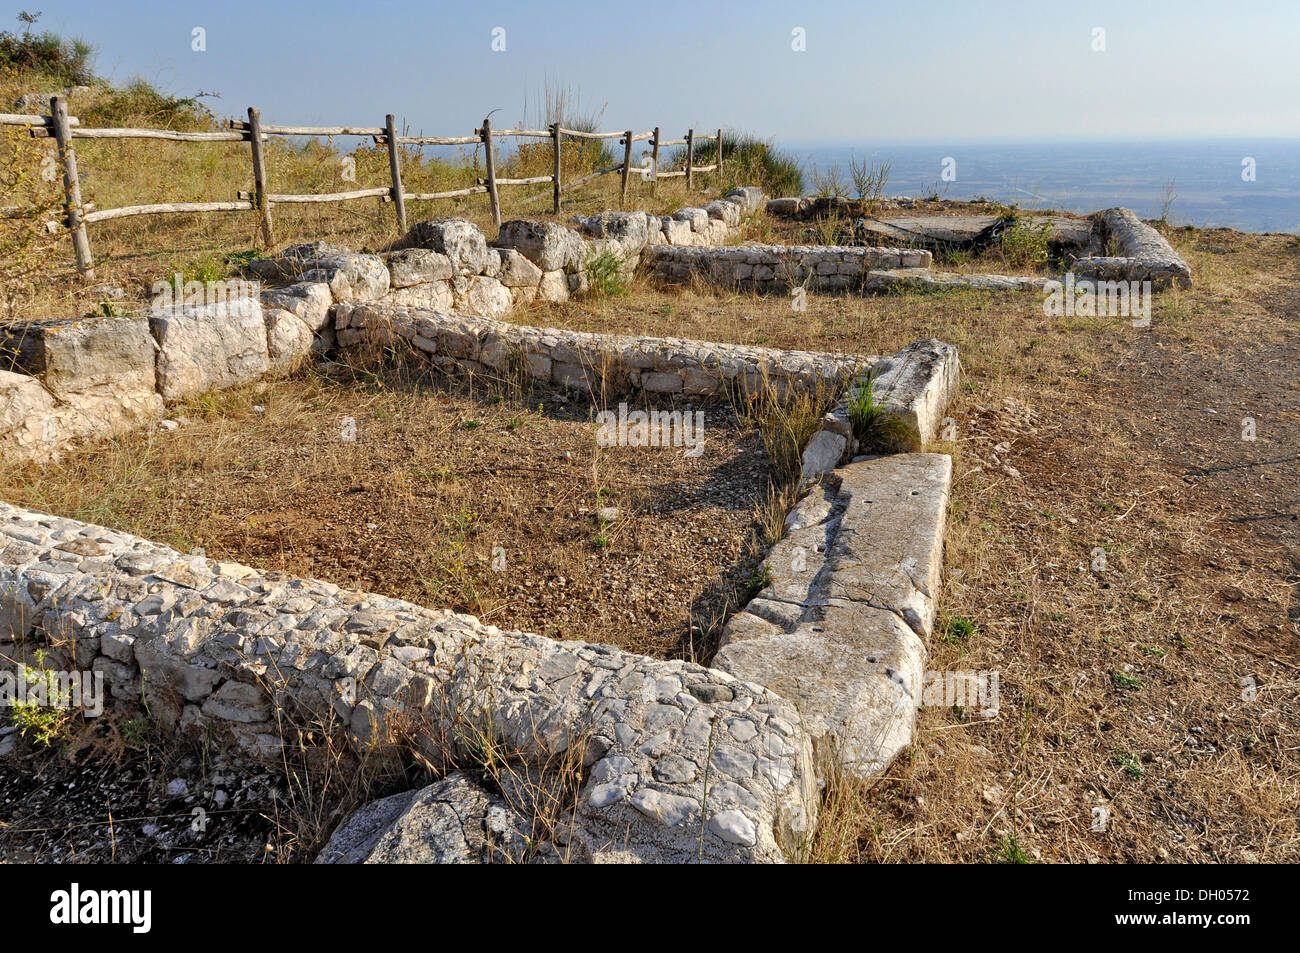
0, 499, 817, 863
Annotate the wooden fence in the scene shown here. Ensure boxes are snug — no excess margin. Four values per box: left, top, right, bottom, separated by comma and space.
1, 99, 723, 281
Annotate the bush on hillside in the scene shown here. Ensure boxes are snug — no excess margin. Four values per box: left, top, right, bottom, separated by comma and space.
80, 79, 215, 131
0, 12, 94, 87
672, 132, 803, 197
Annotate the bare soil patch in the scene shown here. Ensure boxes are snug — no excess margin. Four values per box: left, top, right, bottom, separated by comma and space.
0, 365, 775, 660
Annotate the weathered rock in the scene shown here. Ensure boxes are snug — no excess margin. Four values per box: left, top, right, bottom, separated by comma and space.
715, 619, 922, 779
150, 299, 269, 400
403, 219, 489, 276
860, 268, 1046, 294
384, 282, 454, 311
497, 220, 585, 272
784, 485, 836, 533
865, 338, 960, 451
765, 197, 807, 217
454, 276, 512, 319
716, 452, 952, 779
575, 211, 651, 257
384, 248, 454, 288
300, 254, 390, 302
659, 217, 694, 245
247, 241, 351, 280
0, 370, 56, 458
259, 281, 332, 330
537, 269, 570, 303
0, 315, 156, 399
724, 187, 765, 214
801, 429, 848, 482
1072, 207, 1192, 288
672, 207, 710, 232
822, 453, 951, 639
316, 773, 536, 864
703, 199, 742, 227
264, 309, 314, 371
0, 315, 161, 440
496, 248, 543, 288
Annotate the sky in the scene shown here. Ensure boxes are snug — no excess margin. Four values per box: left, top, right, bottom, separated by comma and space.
19, 0, 1300, 145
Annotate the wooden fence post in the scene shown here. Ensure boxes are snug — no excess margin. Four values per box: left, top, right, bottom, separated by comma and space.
480, 117, 501, 229
650, 126, 660, 196
685, 128, 694, 190
551, 122, 562, 214
620, 129, 633, 204
50, 96, 93, 279
384, 113, 407, 234
717, 127, 723, 182
247, 107, 273, 246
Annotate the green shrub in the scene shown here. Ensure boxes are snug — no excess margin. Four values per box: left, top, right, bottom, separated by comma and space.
80, 78, 214, 131
674, 131, 804, 197
999, 219, 1050, 266
0, 12, 95, 87
846, 370, 911, 452
584, 249, 628, 297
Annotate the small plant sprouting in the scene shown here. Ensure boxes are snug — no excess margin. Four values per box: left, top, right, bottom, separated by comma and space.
846, 369, 911, 453
990, 833, 1031, 864
9, 649, 73, 747
583, 249, 629, 297
1112, 670, 1143, 690
742, 565, 772, 600
1112, 748, 1143, 779
940, 613, 977, 646
591, 511, 612, 549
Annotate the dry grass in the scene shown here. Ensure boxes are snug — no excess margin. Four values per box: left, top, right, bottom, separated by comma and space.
492, 225, 1300, 863
5, 61, 1296, 860
0, 360, 785, 661
0, 70, 734, 326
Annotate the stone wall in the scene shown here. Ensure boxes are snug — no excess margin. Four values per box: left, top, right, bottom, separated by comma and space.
1, 300, 268, 461
646, 243, 934, 293
0, 188, 770, 462
1072, 207, 1193, 288
800, 338, 960, 482
716, 452, 953, 778
0, 184, 968, 861
335, 301, 863, 400
0, 499, 817, 863
760, 197, 1192, 290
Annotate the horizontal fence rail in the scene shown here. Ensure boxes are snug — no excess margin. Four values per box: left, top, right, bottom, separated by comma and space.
2, 101, 724, 279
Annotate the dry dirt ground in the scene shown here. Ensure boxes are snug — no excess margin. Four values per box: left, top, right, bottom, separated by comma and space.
1, 214, 1296, 864
505, 221, 1299, 862
0, 369, 776, 660
0, 368, 779, 862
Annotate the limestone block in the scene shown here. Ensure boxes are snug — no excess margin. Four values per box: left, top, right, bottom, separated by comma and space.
150, 299, 269, 400
404, 219, 489, 276
385, 248, 454, 287
497, 220, 584, 272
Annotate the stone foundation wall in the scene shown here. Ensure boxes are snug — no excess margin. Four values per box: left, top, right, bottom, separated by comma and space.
0, 499, 817, 863
0, 188, 770, 462
646, 243, 934, 292
334, 301, 863, 400
1072, 207, 1193, 288
760, 197, 1192, 290
717, 452, 953, 778
0, 183, 967, 862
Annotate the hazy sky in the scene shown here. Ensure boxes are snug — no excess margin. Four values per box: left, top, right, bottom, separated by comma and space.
22, 0, 1300, 143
